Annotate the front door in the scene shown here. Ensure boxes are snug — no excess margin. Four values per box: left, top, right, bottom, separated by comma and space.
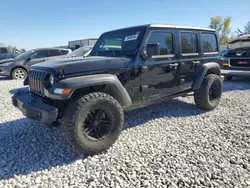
140, 29, 179, 104
27, 49, 50, 67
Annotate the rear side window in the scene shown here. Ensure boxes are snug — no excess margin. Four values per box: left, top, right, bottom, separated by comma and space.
0, 48, 8, 54
147, 31, 174, 55
49, 49, 62, 56
180, 32, 198, 54
60, 50, 69, 55
201, 33, 218, 53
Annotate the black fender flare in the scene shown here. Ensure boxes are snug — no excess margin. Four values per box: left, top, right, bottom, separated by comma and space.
192, 62, 221, 90
48, 74, 132, 107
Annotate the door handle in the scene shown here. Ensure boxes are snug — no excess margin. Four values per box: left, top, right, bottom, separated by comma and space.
193, 61, 200, 65
169, 63, 179, 68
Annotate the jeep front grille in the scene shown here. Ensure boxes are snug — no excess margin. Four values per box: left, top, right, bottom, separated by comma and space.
28, 69, 48, 96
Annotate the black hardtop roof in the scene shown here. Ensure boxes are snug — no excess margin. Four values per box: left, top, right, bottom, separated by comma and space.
102, 23, 216, 34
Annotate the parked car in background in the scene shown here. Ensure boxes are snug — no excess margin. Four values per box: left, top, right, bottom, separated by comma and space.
0, 46, 14, 60
66, 46, 93, 57
0, 47, 71, 79
220, 33, 250, 80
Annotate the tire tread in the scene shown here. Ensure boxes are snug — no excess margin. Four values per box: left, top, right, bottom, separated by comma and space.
61, 92, 123, 155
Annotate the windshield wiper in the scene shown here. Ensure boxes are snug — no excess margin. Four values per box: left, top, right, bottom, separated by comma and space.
123, 49, 139, 57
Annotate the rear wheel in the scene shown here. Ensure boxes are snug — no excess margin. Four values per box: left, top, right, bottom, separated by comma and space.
61, 92, 124, 155
194, 74, 222, 111
11, 68, 27, 80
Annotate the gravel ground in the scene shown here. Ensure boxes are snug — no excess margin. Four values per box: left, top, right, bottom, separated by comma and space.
0, 76, 250, 188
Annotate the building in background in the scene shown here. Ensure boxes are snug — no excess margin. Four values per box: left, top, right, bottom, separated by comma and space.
53, 45, 69, 49
68, 38, 98, 50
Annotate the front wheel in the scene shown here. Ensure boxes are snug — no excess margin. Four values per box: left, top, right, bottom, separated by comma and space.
11, 68, 27, 80
194, 74, 222, 111
61, 92, 124, 155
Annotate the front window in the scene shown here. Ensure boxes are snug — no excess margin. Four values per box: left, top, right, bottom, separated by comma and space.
15, 50, 36, 59
147, 31, 174, 55
90, 26, 147, 57
30, 50, 49, 59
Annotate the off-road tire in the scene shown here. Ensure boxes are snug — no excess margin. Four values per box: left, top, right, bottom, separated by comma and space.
224, 76, 233, 81
194, 74, 222, 111
11, 68, 27, 80
61, 92, 124, 155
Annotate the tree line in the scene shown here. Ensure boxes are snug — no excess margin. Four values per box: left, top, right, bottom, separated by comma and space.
209, 16, 250, 45
7, 45, 26, 54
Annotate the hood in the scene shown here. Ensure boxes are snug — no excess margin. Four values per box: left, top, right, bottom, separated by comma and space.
224, 46, 250, 58
0, 58, 17, 64
32, 56, 130, 75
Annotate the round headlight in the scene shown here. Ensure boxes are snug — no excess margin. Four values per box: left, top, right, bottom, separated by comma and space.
49, 75, 54, 85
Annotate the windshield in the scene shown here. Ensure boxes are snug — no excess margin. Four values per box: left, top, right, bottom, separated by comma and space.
15, 50, 36, 59
228, 40, 250, 50
69, 46, 92, 57
90, 26, 147, 57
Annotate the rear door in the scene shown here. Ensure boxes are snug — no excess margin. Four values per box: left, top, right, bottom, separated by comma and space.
200, 32, 220, 66
175, 30, 201, 92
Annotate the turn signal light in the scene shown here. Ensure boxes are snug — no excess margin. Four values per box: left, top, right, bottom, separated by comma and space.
62, 88, 72, 95
54, 88, 72, 95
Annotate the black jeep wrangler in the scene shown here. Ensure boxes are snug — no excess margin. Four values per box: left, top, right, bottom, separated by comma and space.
12, 24, 222, 155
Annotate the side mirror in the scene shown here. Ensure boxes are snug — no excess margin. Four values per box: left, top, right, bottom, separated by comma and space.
23, 57, 32, 65
140, 43, 160, 60
140, 45, 149, 61
146, 43, 160, 57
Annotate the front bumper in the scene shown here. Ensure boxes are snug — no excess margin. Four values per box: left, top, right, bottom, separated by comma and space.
0, 65, 10, 76
12, 91, 58, 124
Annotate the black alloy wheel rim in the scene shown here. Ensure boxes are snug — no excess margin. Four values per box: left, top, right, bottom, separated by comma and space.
209, 82, 220, 101
83, 108, 113, 141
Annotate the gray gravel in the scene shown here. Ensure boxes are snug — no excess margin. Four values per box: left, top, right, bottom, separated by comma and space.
0, 76, 250, 188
